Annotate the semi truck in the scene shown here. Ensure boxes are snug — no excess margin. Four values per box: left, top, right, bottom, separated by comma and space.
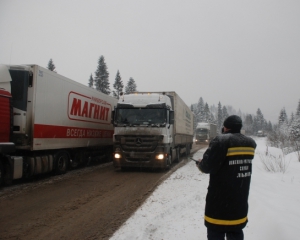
257, 130, 266, 137
195, 122, 217, 144
111, 91, 194, 170
0, 64, 118, 185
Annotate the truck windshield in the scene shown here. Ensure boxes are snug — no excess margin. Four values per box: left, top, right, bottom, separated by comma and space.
196, 128, 208, 135
115, 108, 166, 125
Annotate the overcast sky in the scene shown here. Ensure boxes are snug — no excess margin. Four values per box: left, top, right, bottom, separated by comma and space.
1, 0, 299, 123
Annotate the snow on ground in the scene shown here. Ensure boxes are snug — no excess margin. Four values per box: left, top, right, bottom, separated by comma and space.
110, 137, 300, 240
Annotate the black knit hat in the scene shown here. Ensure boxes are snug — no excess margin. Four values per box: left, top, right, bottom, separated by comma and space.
223, 115, 242, 132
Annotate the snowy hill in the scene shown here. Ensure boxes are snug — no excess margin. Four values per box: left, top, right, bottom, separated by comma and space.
110, 137, 300, 240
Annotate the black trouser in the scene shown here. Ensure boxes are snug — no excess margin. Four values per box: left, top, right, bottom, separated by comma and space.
207, 228, 244, 240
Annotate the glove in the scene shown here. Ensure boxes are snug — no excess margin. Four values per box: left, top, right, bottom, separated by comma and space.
195, 159, 202, 172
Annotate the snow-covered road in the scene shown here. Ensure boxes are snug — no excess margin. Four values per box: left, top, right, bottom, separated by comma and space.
110, 137, 300, 240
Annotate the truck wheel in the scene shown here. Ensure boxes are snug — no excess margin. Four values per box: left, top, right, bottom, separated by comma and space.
185, 144, 190, 156
165, 154, 172, 170
174, 148, 180, 163
55, 151, 69, 175
70, 152, 82, 169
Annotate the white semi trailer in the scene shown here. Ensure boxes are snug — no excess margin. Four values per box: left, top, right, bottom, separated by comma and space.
112, 92, 194, 169
0, 64, 118, 185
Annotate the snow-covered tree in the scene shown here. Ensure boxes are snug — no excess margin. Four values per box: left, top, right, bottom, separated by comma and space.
255, 108, 265, 131
244, 114, 254, 135
289, 100, 300, 140
278, 108, 289, 136
125, 77, 137, 94
266, 121, 273, 132
195, 97, 205, 123
210, 104, 217, 117
210, 113, 216, 124
296, 99, 300, 118
278, 108, 288, 126
94, 55, 110, 95
290, 112, 295, 125
113, 70, 123, 99
47, 59, 56, 71
289, 118, 300, 140
88, 74, 93, 88
202, 103, 211, 123
217, 102, 223, 133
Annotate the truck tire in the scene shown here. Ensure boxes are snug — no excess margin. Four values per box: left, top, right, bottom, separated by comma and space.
3, 162, 12, 186
70, 152, 82, 169
185, 144, 190, 156
55, 151, 69, 175
165, 153, 172, 170
174, 148, 180, 163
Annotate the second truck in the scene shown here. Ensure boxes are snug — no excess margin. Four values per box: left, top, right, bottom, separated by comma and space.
194, 122, 217, 144
112, 92, 194, 169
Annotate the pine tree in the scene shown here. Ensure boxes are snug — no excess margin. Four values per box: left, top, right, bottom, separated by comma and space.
203, 103, 211, 123
296, 99, 300, 118
94, 55, 110, 95
256, 108, 265, 131
113, 70, 123, 99
267, 121, 273, 132
217, 102, 223, 133
125, 77, 137, 94
289, 117, 300, 140
290, 112, 295, 125
196, 97, 205, 123
289, 100, 300, 140
47, 59, 56, 71
244, 114, 254, 135
88, 74, 94, 88
210, 113, 216, 124
278, 108, 288, 126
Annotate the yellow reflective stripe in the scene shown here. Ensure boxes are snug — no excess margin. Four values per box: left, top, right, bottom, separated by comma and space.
205, 215, 248, 225
227, 147, 255, 156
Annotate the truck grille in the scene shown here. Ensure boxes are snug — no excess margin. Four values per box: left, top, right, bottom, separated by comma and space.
120, 135, 160, 152
124, 153, 152, 162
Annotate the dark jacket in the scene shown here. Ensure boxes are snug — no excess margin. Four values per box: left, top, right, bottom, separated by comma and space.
198, 131, 256, 232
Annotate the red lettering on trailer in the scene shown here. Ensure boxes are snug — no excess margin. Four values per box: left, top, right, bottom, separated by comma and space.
88, 103, 95, 118
94, 104, 100, 119
68, 92, 112, 124
33, 124, 114, 139
81, 101, 89, 117
70, 98, 82, 116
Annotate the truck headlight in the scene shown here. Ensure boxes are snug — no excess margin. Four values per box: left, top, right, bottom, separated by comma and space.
155, 154, 164, 160
114, 153, 122, 159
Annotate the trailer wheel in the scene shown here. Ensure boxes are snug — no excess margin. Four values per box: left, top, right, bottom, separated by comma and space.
70, 152, 82, 169
55, 151, 69, 175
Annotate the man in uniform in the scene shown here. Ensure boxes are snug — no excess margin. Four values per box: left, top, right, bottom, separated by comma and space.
196, 115, 256, 240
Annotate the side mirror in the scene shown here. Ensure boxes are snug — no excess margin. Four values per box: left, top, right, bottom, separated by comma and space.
169, 111, 174, 125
